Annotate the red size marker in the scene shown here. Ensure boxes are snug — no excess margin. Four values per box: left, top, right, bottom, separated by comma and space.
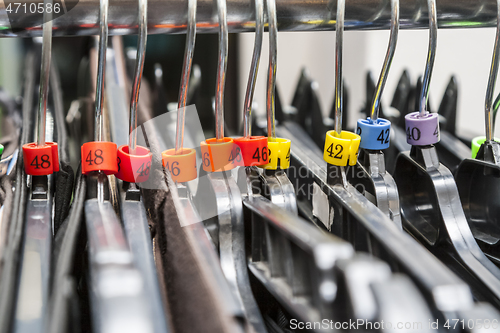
23, 142, 60, 176
233, 136, 268, 166
162, 148, 197, 183
115, 145, 153, 183
81, 141, 118, 175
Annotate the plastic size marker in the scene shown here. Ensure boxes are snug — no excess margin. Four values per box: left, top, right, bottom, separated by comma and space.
404, 111, 440, 146
161, 0, 198, 182
80, 0, 119, 179
199, 0, 237, 174
201, 138, 238, 172
260, 138, 290, 170
357, 118, 391, 150
162, 148, 197, 182
22, 1, 60, 176
234, 136, 268, 166
81, 141, 118, 175
116, 145, 152, 183
357, 0, 398, 151
471, 136, 500, 159
23, 142, 60, 175
323, 130, 360, 166
115, 0, 152, 183
234, 0, 268, 167
323, 0, 360, 168
258, 2, 290, 171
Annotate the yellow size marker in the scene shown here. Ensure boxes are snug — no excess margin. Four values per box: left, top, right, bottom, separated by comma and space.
323, 130, 360, 166
260, 138, 291, 170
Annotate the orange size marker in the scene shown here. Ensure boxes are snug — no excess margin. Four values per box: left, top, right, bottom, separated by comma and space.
233, 136, 268, 167
23, 142, 60, 175
81, 142, 118, 175
116, 145, 153, 183
162, 148, 197, 183
200, 137, 240, 172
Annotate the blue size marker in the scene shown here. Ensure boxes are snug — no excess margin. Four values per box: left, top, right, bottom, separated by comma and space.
357, 118, 391, 150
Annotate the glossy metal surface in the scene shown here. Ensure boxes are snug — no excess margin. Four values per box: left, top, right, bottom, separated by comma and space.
36, 3, 52, 146
175, 0, 196, 153
485, 0, 500, 141
2, 0, 500, 37
243, 0, 263, 138
94, 0, 108, 142
355, 0, 401, 226
215, 0, 227, 140
128, 0, 147, 154
266, 0, 277, 139
333, 0, 344, 135
419, 0, 437, 115
370, 0, 398, 121
106, 46, 129, 148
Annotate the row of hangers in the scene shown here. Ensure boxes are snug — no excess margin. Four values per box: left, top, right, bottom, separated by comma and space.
1, 0, 500, 332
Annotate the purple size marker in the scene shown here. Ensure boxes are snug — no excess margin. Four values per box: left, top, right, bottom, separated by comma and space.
404, 111, 440, 146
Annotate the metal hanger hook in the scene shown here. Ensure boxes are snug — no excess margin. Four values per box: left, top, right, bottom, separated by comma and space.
370, 0, 399, 122
419, 0, 437, 116
215, 0, 228, 141
243, 0, 264, 138
485, 0, 500, 142
334, 0, 345, 135
175, 0, 197, 153
129, 0, 148, 155
94, 0, 109, 142
266, 0, 277, 140
37, 0, 54, 147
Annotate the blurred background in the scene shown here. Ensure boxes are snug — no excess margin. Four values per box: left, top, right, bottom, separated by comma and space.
0, 27, 495, 138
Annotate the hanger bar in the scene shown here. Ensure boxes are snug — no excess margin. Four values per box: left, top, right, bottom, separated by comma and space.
0, 0, 499, 37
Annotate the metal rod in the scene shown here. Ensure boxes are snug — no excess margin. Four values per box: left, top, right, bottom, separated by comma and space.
370, 0, 399, 122
215, 0, 228, 141
175, 0, 197, 153
128, 0, 148, 154
37, 0, 53, 147
485, 0, 500, 142
1, 0, 498, 37
243, 0, 264, 138
94, 0, 108, 142
266, 0, 277, 140
419, 0, 437, 116
334, 0, 344, 136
